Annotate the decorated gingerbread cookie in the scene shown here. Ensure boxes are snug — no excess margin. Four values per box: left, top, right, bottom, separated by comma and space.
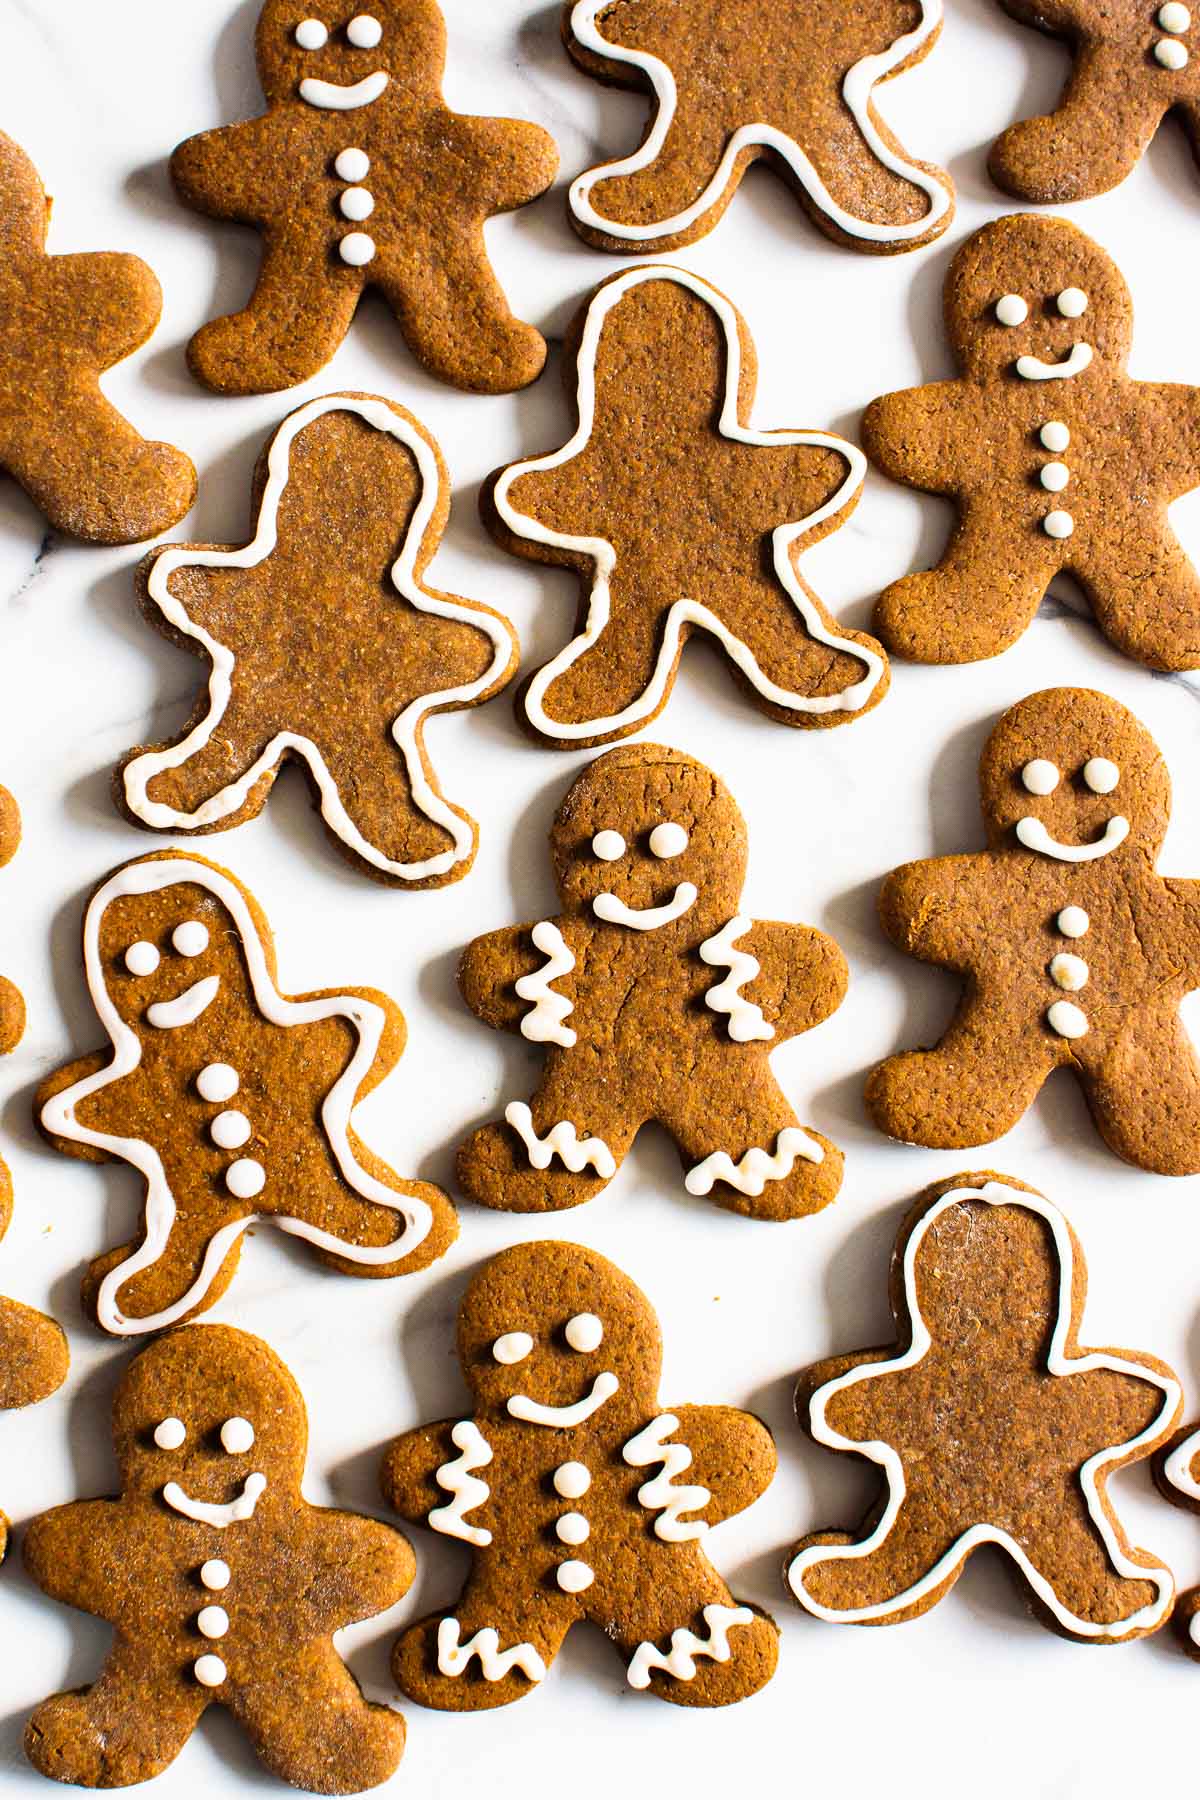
38, 851, 456, 1336
990, 0, 1200, 203
0, 132, 195, 545
866, 689, 1200, 1173
172, 2, 558, 395
25, 1324, 412, 1791
458, 745, 846, 1218
0, 1179, 70, 1565
866, 215, 1200, 671
564, 0, 954, 253
117, 394, 519, 888
0, 787, 26, 1068
486, 266, 888, 746
382, 1241, 778, 1709
787, 1173, 1182, 1642
1156, 1423, 1200, 1655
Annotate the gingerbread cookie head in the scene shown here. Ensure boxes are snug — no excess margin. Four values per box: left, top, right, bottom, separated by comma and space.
256, 2, 444, 105
947, 216, 1132, 380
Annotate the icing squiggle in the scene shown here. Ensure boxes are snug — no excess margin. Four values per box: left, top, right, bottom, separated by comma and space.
505, 1102, 616, 1178
699, 917, 773, 1042
146, 975, 220, 1030
1016, 344, 1094, 381
163, 1472, 266, 1527
507, 1371, 619, 1428
429, 1421, 493, 1547
626, 1604, 754, 1690
593, 884, 698, 930
1016, 815, 1129, 862
298, 71, 389, 109
516, 922, 577, 1048
685, 1128, 824, 1197
622, 1415, 710, 1541
437, 1619, 546, 1683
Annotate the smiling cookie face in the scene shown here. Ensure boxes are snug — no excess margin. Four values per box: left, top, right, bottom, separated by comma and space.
255, 0, 443, 106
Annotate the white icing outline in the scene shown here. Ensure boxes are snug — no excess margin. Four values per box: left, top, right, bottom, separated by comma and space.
504, 1102, 616, 1178
786, 1179, 1179, 1636
437, 1620, 546, 1683
627, 1604, 754, 1689
622, 1415, 710, 1541
516, 922, 577, 1047
146, 975, 220, 1030
593, 882, 698, 930
299, 71, 389, 109
1016, 344, 1094, 381
493, 267, 884, 741
1016, 815, 1130, 862
122, 395, 517, 884
699, 916, 773, 1042
163, 1472, 267, 1527
567, 1, 951, 247
507, 1371, 619, 1427
685, 1127, 824, 1197
40, 857, 436, 1336
430, 1420, 494, 1547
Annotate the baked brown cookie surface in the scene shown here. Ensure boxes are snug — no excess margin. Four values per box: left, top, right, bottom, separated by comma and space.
173, 1, 558, 394
787, 1172, 1181, 1641
382, 1240, 778, 1709
0, 787, 25, 1061
1156, 1422, 1200, 1656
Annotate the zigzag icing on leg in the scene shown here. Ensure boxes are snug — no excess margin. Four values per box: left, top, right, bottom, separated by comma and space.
437, 1619, 546, 1683
627, 1604, 754, 1689
685, 1127, 823, 1197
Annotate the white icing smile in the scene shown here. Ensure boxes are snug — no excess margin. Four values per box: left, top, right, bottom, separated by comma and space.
162, 1471, 267, 1527
298, 71, 389, 109
592, 883, 698, 930
506, 1371, 619, 1427
1016, 344, 1094, 381
1015, 815, 1130, 862
146, 975, 220, 1030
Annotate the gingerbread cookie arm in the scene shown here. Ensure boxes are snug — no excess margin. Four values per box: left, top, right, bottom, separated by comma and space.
989, 40, 1167, 204
380, 1421, 464, 1524
448, 113, 559, 213
1132, 382, 1200, 493
862, 381, 972, 497
731, 921, 848, 1042
459, 925, 554, 1035
293, 1508, 415, 1629
171, 117, 289, 224
877, 855, 983, 971
658, 1405, 776, 1525
24, 1501, 134, 1620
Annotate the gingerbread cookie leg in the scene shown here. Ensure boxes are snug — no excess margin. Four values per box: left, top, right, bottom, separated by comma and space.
797, 95, 951, 242
1085, 1013, 1200, 1175
579, 98, 743, 243
458, 1072, 639, 1213
232, 1647, 404, 1794
612, 1581, 777, 1708
875, 510, 1056, 664
792, 1512, 959, 1622
26, 1643, 206, 1787
395, 1581, 570, 1712
867, 1013, 1057, 1149
1077, 527, 1200, 671
989, 46, 1166, 204
187, 238, 360, 397
83, 1216, 246, 1337
377, 233, 547, 396
666, 1083, 840, 1222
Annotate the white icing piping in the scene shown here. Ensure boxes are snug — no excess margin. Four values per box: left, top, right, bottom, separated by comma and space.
298, 71, 389, 109
429, 1420, 493, 1547
685, 1127, 824, 1197
122, 395, 516, 883
567, 2, 950, 246
145, 975, 220, 1030
622, 1415, 710, 1541
504, 1102, 617, 1178
1163, 1431, 1200, 1502
786, 1179, 1180, 1636
1016, 815, 1130, 862
593, 883, 697, 930
699, 917, 773, 1042
627, 1604, 754, 1689
1016, 344, 1094, 381
162, 1472, 267, 1527
507, 1371, 619, 1427
516, 921, 577, 1047
437, 1620, 547, 1683
492, 268, 884, 741
40, 858, 436, 1335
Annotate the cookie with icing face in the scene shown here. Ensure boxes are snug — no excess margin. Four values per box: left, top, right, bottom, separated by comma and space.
563, 0, 953, 254
0, 132, 195, 545
787, 1173, 1181, 1642
116, 394, 518, 888
382, 1240, 778, 1709
867, 688, 1200, 1173
990, 0, 1200, 203
171, 1, 557, 395
458, 744, 847, 1218
485, 266, 889, 747
866, 215, 1200, 671
24, 1324, 412, 1791
37, 850, 456, 1336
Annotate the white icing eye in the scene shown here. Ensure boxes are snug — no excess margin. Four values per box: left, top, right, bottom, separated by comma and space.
1021, 759, 1060, 795
334, 147, 370, 181
172, 920, 209, 958
565, 1313, 603, 1353
220, 1416, 255, 1455
294, 18, 328, 48
154, 1417, 186, 1450
125, 941, 160, 977
1083, 757, 1119, 794
1160, 2, 1191, 30
592, 830, 626, 862
1156, 35, 1190, 64
995, 294, 1028, 326
197, 1063, 238, 1103
493, 1331, 533, 1365
649, 823, 689, 859
347, 13, 383, 46
225, 1158, 265, 1199
1056, 287, 1088, 318
1039, 421, 1070, 452
211, 1110, 251, 1150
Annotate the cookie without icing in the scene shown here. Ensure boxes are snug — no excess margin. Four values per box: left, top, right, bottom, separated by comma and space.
382, 1240, 779, 1709
172, 0, 558, 395
458, 745, 847, 1220
37, 850, 456, 1337
867, 688, 1200, 1173
564, 0, 954, 253
485, 265, 889, 747
787, 1172, 1182, 1642
990, 0, 1200, 203
866, 214, 1200, 671
116, 393, 519, 889
24, 1325, 412, 1792
0, 132, 195, 545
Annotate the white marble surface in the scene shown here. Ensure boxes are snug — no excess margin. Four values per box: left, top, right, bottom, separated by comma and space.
5, 0, 1200, 1793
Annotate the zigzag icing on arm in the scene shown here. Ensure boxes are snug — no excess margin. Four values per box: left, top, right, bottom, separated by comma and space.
515, 921, 577, 1047
505, 1101, 616, 1178
437, 1619, 547, 1683
699, 917, 773, 1042
429, 1420, 494, 1547
626, 1604, 754, 1689
685, 1127, 823, 1197
622, 1414, 710, 1541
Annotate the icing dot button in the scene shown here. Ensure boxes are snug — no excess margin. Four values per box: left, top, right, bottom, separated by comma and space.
294, 18, 328, 48
339, 231, 376, 266
172, 920, 209, 957
347, 13, 383, 46
1057, 906, 1090, 938
1021, 759, 1059, 796
565, 1312, 603, 1353
591, 830, 625, 862
197, 1063, 238, 1104
556, 1559, 595, 1594
1043, 510, 1075, 539
154, 1417, 186, 1451
334, 147, 370, 182
555, 1511, 590, 1546
553, 1461, 591, 1499
1156, 36, 1190, 65
339, 187, 375, 221
125, 941, 160, 976
1056, 287, 1088, 318
197, 1606, 230, 1640
220, 1417, 255, 1455
1083, 757, 1120, 794
200, 1559, 231, 1591
211, 1110, 251, 1151
995, 293, 1028, 326
1160, 1, 1191, 28
1040, 421, 1070, 453
1048, 999, 1089, 1039
1040, 461, 1070, 493
1049, 953, 1089, 992
492, 1331, 533, 1365
193, 1654, 227, 1688
225, 1158, 265, 1200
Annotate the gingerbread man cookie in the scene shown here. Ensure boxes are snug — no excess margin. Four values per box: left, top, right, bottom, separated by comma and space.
486, 266, 888, 746
458, 745, 846, 1219
990, 0, 1200, 203
788, 1173, 1181, 1642
0, 132, 195, 545
25, 1324, 412, 1791
172, 1, 557, 395
38, 851, 456, 1336
117, 394, 518, 888
564, 0, 953, 253
1156, 1423, 1200, 1656
866, 215, 1200, 671
0, 1179, 70, 1565
867, 689, 1200, 1173
0, 787, 26, 1073
382, 1241, 779, 1709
